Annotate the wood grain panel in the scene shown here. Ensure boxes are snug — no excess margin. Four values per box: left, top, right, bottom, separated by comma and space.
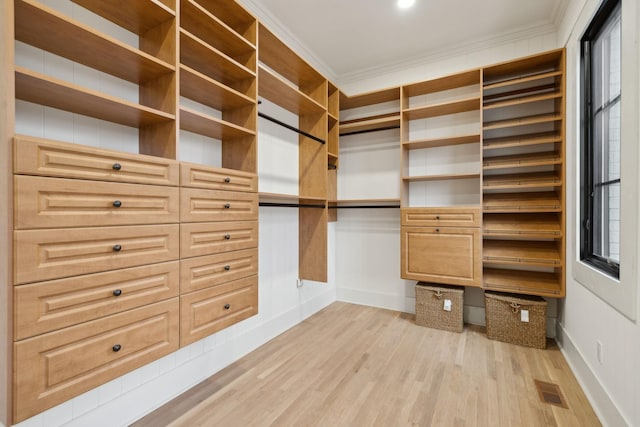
180, 188, 257, 223
180, 248, 258, 293
401, 207, 481, 227
180, 221, 258, 259
180, 162, 257, 192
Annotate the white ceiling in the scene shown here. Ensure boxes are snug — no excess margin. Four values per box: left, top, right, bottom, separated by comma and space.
244, 0, 568, 79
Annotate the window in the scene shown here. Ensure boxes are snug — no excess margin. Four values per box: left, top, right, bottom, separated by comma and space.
580, 0, 621, 279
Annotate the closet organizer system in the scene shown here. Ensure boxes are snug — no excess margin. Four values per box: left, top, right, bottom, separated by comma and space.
1, 0, 564, 422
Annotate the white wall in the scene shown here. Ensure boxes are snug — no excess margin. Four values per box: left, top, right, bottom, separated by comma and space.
556, 0, 640, 425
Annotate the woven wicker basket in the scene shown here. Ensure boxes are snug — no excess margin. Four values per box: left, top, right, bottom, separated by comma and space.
484, 291, 547, 349
415, 283, 464, 333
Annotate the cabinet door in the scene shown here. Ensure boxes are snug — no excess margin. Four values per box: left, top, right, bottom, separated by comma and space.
180, 188, 258, 223
401, 226, 481, 286
180, 162, 258, 192
14, 299, 179, 422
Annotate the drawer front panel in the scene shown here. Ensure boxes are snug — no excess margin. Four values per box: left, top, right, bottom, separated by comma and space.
181, 276, 258, 346
14, 262, 179, 340
180, 188, 258, 222
14, 135, 179, 186
15, 175, 180, 229
181, 221, 258, 258
401, 207, 481, 227
14, 299, 179, 422
401, 226, 481, 286
180, 248, 258, 293
180, 163, 257, 192
15, 225, 180, 284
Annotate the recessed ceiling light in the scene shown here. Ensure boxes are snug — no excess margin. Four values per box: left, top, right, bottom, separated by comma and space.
398, 0, 415, 9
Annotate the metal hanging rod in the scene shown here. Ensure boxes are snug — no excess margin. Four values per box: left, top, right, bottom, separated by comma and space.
259, 202, 326, 209
339, 125, 400, 137
258, 111, 326, 145
329, 205, 401, 209
328, 164, 337, 170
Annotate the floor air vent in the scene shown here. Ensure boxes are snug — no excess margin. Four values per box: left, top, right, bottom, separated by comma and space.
534, 380, 568, 409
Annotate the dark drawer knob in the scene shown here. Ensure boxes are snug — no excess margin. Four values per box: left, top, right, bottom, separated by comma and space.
113, 244, 122, 252
112, 163, 122, 171
435, 228, 440, 233
436, 216, 440, 220
112, 344, 122, 352
224, 203, 231, 209
224, 265, 231, 271
224, 304, 231, 310
224, 177, 231, 183
113, 289, 122, 297
224, 234, 231, 240
113, 200, 122, 208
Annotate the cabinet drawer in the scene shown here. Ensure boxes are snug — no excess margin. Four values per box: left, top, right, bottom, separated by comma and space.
181, 276, 257, 346
14, 262, 179, 340
14, 135, 179, 186
181, 221, 258, 258
401, 226, 481, 286
15, 175, 180, 229
180, 162, 257, 192
181, 248, 258, 293
14, 299, 179, 422
180, 188, 258, 223
15, 224, 180, 285
401, 207, 481, 227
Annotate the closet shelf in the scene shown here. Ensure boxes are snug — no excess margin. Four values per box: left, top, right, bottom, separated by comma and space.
483, 113, 562, 131
192, 0, 257, 43
483, 49, 564, 84
328, 152, 338, 161
483, 192, 562, 213
181, 0, 256, 61
483, 90, 562, 110
483, 151, 562, 169
15, 0, 175, 85
180, 65, 255, 111
328, 113, 338, 125
259, 193, 326, 207
403, 97, 480, 120
340, 113, 401, 135
70, 0, 175, 34
483, 132, 561, 150
340, 87, 400, 110
403, 133, 480, 150
403, 172, 480, 182
403, 69, 480, 96
483, 172, 562, 190
180, 106, 255, 140
483, 268, 563, 296
180, 29, 255, 91
483, 70, 563, 91
258, 66, 325, 115
16, 67, 175, 127
483, 240, 562, 267
483, 213, 562, 238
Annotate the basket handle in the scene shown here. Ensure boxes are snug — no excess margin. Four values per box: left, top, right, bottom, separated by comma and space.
510, 302, 521, 313
433, 290, 443, 299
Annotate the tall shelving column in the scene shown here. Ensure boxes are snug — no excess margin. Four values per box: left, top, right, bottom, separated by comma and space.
258, 24, 329, 282
327, 82, 339, 222
481, 49, 566, 297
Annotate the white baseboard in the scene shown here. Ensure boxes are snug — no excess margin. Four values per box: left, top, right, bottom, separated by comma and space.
555, 324, 629, 427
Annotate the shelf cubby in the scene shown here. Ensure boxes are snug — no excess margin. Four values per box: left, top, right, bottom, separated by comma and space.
71, 0, 176, 35
179, 106, 255, 140
483, 192, 562, 213
483, 268, 563, 296
483, 213, 562, 239
483, 113, 562, 131
483, 132, 562, 151
483, 171, 562, 190
192, 0, 257, 45
180, 65, 255, 111
258, 66, 325, 115
403, 97, 481, 120
340, 113, 401, 135
403, 133, 480, 150
483, 151, 562, 169
483, 240, 562, 267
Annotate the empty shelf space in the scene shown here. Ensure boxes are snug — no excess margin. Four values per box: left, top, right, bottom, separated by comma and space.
483, 90, 562, 110
258, 66, 325, 115
483, 172, 562, 190
483, 113, 562, 131
181, 0, 255, 60
71, 0, 175, 34
483, 192, 562, 213
180, 29, 255, 90
403, 97, 480, 120
483, 70, 563, 91
15, 0, 175, 84
190, 0, 256, 44
403, 172, 480, 182
16, 67, 175, 127
340, 113, 401, 135
180, 65, 255, 111
403, 69, 480, 97
483, 151, 562, 169
340, 87, 400, 110
483, 213, 562, 238
483, 268, 563, 296
180, 106, 255, 140
483, 49, 564, 84
403, 133, 480, 150
483, 132, 562, 150
483, 240, 562, 267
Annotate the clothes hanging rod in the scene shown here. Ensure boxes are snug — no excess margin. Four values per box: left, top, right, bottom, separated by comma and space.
259, 202, 326, 209
328, 164, 337, 170
258, 111, 326, 145
339, 125, 400, 137
329, 205, 401, 209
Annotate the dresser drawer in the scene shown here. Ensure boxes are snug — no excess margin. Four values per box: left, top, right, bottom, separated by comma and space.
15, 224, 180, 285
14, 175, 179, 229
14, 262, 179, 340
14, 135, 179, 186
181, 221, 258, 258
14, 298, 179, 422
180, 188, 258, 223
180, 162, 257, 192
180, 248, 258, 293
180, 276, 257, 346
401, 207, 481, 227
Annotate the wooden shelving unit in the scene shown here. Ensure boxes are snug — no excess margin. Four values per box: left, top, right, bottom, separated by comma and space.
483, 213, 562, 238
403, 133, 480, 150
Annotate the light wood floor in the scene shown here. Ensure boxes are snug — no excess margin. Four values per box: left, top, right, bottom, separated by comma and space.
133, 302, 600, 427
